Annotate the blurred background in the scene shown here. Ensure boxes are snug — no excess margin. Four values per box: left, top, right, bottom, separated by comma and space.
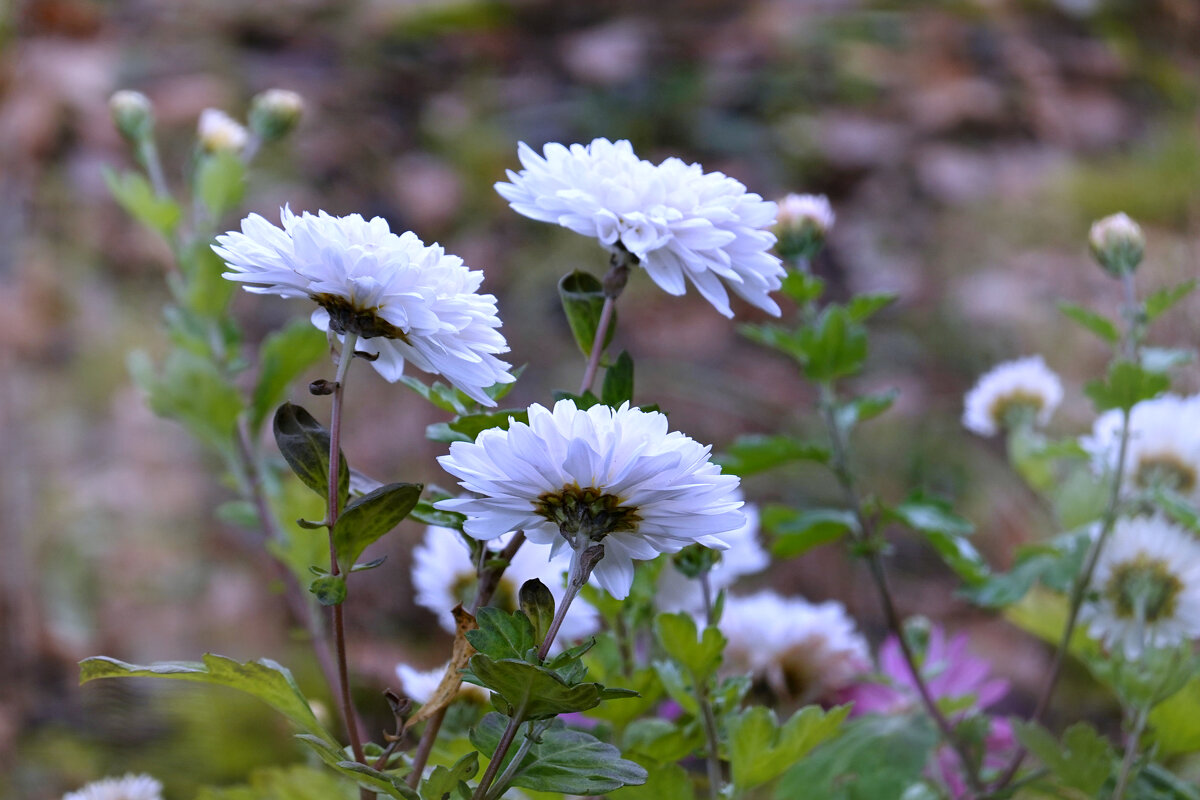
3, 0, 1200, 796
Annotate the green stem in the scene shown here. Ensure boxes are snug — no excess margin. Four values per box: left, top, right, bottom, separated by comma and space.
578, 249, 633, 395
537, 542, 604, 661
1112, 705, 1150, 800
697, 680, 723, 800
472, 706, 527, 800
486, 719, 553, 800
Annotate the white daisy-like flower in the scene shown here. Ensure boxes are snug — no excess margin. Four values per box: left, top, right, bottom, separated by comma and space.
436, 399, 744, 599
412, 525, 599, 646
962, 355, 1063, 437
395, 661, 486, 705
655, 500, 768, 615
495, 138, 784, 318
1082, 394, 1200, 502
1081, 514, 1200, 658
197, 108, 249, 154
720, 591, 870, 701
214, 208, 514, 405
63, 775, 163, 800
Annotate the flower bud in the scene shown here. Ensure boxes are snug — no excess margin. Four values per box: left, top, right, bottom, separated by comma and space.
109, 89, 155, 143
248, 88, 304, 142
1089, 212, 1144, 278
775, 193, 835, 262
197, 108, 249, 154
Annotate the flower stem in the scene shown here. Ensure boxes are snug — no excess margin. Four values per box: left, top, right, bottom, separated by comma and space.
486, 719, 553, 800
697, 681, 723, 800
578, 249, 633, 395
1112, 705, 1150, 800
325, 333, 366, 768
472, 704, 527, 800
537, 543, 604, 661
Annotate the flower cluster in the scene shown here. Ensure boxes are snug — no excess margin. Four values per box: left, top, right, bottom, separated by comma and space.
496, 138, 784, 318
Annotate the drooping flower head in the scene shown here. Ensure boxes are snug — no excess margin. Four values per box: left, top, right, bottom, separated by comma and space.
412, 525, 599, 645
720, 590, 870, 703
1081, 514, 1200, 658
436, 399, 743, 599
214, 208, 514, 405
495, 138, 784, 318
62, 775, 163, 800
655, 500, 768, 615
1082, 394, 1200, 503
962, 355, 1063, 437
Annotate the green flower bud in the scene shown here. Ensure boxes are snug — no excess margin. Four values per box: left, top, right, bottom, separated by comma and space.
197, 108, 249, 154
109, 89, 155, 143
1089, 212, 1144, 278
775, 193, 834, 262
248, 88, 304, 142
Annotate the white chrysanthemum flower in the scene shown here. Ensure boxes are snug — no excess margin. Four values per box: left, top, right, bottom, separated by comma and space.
197, 108, 249, 154
412, 525, 599, 645
496, 138, 784, 318
721, 591, 870, 701
63, 775, 163, 800
1082, 394, 1200, 502
1081, 514, 1200, 658
655, 501, 768, 614
395, 661, 486, 705
962, 355, 1063, 437
436, 399, 744, 599
214, 208, 514, 405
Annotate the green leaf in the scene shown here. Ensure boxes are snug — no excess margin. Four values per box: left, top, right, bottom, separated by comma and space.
1145, 279, 1197, 322
519, 579, 555, 648
467, 655, 614, 719
333, 482, 422, 571
196, 766, 357, 800
104, 167, 181, 238
1141, 346, 1195, 374
652, 660, 698, 715
607, 762, 693, 800
740, 322, 808, 363
1013, 721, 1115, 796
79, 653, 336, 745
183, 241, 238, 317
780, 271, 825, 305
728, 704, 850, 791
398, 376, 469, 415
447, 409, 528, 440
1058, 302, 1120, 344
466, 607, 537, 661
764, 506, 858, 558
847, 292, 898, 322
129, 348, 243, 456
309, 575, 346, 606
559, 270, 615, 358
410, 498, 466, 531
715, 434, 831, 476
296, 734, 417, 799
470, 713, 647, 794
272, 402, 349, 508
601, 350, 635, 407
583, 666, 663, 727
196, 150, 246, 219
1084, 360, 1169, 412
1148, 674, 1200, 755
887, 495, 988, 585
776, 714, 937, 800
654, 612, 724, 682
621, 718, 705, 764
800, 305, 868, 382
836, 389, 898, 432
251, 321, 328, 434
419, 751, 478, 800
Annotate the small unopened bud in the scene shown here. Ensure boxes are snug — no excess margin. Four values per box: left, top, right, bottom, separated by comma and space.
1089, 212, 1144, 278
197, 108, 249, 154
109, 90, 155, 142
519, 578, 555, 646
775, 193, 835, 262
248, 89, 304, 142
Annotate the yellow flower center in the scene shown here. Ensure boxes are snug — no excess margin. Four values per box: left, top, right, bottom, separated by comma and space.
533, 484, 641, 541
1105, 555, 1182, 623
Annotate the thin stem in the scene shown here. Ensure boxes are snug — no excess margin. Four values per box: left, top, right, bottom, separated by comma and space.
406, 532, 528, 788
537, 543, 604, 661
138, 139, 170, 199
579, 296, 616, 395
486, 719, 552, 800
1112, 705, 1150, 800
325, 334, 366, 768
697, 683, 723, 800
472, 709, 526, 800
817, 383, 982, 796
699, 571, 715, 627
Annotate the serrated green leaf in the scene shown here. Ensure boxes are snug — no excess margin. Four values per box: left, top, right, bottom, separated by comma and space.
79, 654, 335, 744
419, 751, 478, 800
196, 150, 246, 219
889, 496, 987, 583
471, 713, 647, 794
740, 322, 809, 363
466, 607, 537, 661
467, 655, 614, 719
183, 241, 238, 317
296, 734, 417, 799
847, 292, 898, 321
251, 320, 328, 434
272, 402, 349, 508
775, 714, 937, 800
715, 434, 831, 476
728, 704, 850, 791
836, 389, 898, 432
621, 718, 705, 764
1145, 279, 1197, 322
655, 612, 724, 682
764, 505, 857, 558
104, 167, 181, 238
333, 482, 421, 571
1013, 721, 1115, 796
607, 761, 693, 800
652, 660, 699, 716
559, 270, 615, 358
601, 350, 635, 407
129, 348, 243, 456
1084, 360, 1169, 412
800, 305, 868, 382
1059, 302, 1120, 343
780, 271, 825, 305
309, 574, 346, 606
447, 409, 528, 440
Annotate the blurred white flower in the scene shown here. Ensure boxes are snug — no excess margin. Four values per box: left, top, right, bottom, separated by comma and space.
63, 775, 163, 800
962, 355, 1063, 437
197, 108, 249, 154
109, 90, 154, 141
249, 88, 304, 141
436, 399, 743, 599
655, 501, 768, 614
720, 591, 870, 701
496, 138, 784, 318
1082, 394, 1200, 502
214, 208, 514, 405
1081, 514, 1200, 658
395, 661, 485, 705
411, 525, 599, 646
776, 193, 834, 235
